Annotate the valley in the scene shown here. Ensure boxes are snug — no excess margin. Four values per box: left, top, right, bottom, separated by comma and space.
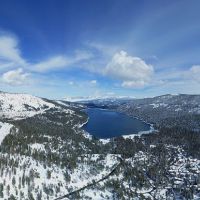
0, 92, 199, 199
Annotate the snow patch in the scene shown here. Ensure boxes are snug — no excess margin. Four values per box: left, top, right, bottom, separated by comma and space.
0, 121, 13, 144
29, 143, 45, 151
150, 103, 168, 108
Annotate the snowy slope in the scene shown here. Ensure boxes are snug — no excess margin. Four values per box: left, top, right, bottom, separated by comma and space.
0, 92, 55, 119
0, 122, 13, 144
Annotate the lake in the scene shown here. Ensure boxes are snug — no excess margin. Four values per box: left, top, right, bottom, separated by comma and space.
83, 108, 151, 139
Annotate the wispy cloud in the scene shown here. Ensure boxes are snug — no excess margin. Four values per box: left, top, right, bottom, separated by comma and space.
0, 34, 26, 70
67, 79, 98, 88
0, 34, 93, 86
32, 55, 69, 72
87, 41, 119, 56
2, 68, 29, 85
31, 50, 93, 73
89, 79, 97, 85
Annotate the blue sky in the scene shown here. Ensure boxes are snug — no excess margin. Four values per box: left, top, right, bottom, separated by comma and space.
0, 0, 200, 99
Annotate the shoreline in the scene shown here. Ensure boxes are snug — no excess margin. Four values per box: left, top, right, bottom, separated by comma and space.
78, 117, 89, 128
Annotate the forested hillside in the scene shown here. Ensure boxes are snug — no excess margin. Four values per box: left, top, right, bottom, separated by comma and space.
0, 92, 199, 199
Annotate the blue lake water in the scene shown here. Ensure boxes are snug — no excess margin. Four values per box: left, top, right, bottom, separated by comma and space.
83, 108, 151, 139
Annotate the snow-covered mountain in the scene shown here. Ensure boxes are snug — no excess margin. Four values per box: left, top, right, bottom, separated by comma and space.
0, 91, 56, 119
0, 91, 199, 199
82, 94, 200, 130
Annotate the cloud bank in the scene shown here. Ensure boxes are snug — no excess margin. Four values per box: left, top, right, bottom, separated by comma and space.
1, 33, 200, 96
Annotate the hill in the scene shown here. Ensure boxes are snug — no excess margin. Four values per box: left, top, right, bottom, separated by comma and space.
0, 92, 199, 199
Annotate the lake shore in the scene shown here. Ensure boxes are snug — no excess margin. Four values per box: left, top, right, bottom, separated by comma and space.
82, 108, 153, 140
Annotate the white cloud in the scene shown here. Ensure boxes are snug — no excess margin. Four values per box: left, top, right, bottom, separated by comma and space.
32, 50, 93, 73
104, 51, 154, 88
67, 80, 97, 88
0, 33, 93, 74
32, 56, 69, 72
122, 80, 147, 88
74, 50, 93, 61
87, 41, 119, 56
188, 65, 200, 82
0, 35, 26, 67
90, 80, 97, 85
2, 68, 29, 85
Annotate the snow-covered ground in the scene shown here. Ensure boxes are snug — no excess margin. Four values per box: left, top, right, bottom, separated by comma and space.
150, 103, 168, 108
0, 91, 199, 199
122, 124, 155, 139
0, 153, 119, 200
0, 122, 13, 144
0, 92, 55, 119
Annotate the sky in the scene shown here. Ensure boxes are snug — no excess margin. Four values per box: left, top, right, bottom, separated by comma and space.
0, 0, 200, 99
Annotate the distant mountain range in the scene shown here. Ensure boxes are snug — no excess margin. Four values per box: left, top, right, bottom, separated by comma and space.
82, 94, 200, 130
63, 95, 136, 102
